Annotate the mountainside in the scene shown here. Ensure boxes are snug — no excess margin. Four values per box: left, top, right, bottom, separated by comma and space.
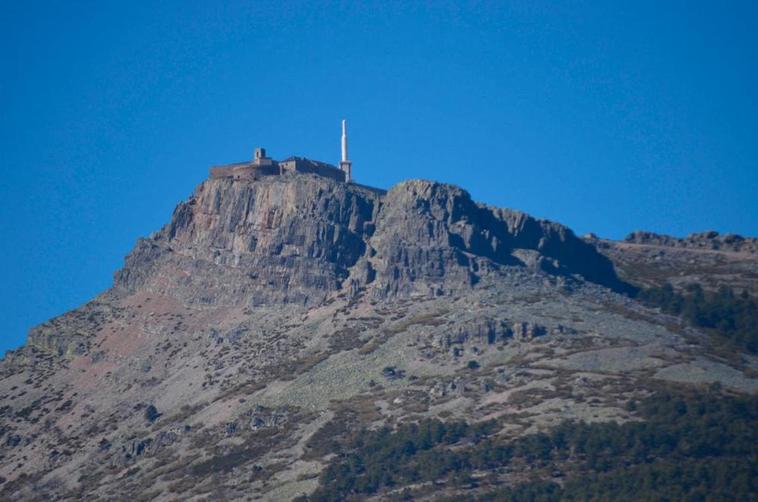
1, 170, 756, 500
587, 231, 758, 294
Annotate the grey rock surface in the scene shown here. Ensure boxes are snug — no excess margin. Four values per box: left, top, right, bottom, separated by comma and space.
115, 174, 626, 310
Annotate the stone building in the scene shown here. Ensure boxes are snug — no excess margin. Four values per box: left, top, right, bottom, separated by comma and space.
210, 120, 354, 183
210, 153, 347, 182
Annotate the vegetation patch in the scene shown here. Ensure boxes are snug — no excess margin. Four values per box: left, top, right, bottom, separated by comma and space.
328, 327, 369, 353
637, 283, 757, 353
298, 387, 757, 501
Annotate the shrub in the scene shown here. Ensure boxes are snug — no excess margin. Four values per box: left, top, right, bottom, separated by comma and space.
144, 405, 160, 423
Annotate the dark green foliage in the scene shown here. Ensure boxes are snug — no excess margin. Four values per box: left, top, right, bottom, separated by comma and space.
144, 404, 160, 423
467, 360, 480, 370
637, 283, 758, 353
301, 419, 497, 501
301, 390, 758, 501
476, 458, 756, 502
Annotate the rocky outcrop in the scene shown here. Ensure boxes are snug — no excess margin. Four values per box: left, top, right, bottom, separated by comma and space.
114, 175, 628, 308
366, 180, 512, 297
623, 230, 758, 253
25, 298, 116, 358
497, 207, 630, 291
359, 179, 629, 296
115, 174, 381, 306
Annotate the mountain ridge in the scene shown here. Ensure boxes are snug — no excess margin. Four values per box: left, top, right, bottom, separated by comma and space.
1, 169, 755, 500
113, 174, 628, 308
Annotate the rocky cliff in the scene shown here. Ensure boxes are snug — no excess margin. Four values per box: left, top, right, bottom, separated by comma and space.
115, 173, 627, 308
1, 170, 755, 501
115, 175, 379, 306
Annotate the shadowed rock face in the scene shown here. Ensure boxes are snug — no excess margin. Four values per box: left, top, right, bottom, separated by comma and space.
494, 207, 632, 293
114, 174, 628, 306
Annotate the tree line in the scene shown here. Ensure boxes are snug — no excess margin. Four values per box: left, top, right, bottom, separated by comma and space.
636, 283, 757, 354
299, 389, 757, 501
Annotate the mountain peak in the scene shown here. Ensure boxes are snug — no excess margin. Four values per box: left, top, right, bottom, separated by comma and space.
113, 169, 628, 310
2, 160, 755, 501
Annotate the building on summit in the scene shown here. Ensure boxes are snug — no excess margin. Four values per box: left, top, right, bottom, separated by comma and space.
210, 120, 354, 183
253, 147, 273, 166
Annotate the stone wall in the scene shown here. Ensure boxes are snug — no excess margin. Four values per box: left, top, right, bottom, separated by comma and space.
210, 163, 280, 180
210, 157, 346, 183
279, 158, 345, 182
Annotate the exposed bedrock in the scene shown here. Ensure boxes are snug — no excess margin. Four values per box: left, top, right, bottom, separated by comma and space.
114, 174, 629, 308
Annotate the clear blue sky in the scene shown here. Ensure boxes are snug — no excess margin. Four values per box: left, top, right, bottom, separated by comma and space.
1, 1, 757, 354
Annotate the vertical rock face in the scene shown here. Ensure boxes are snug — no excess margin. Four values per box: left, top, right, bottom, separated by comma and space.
368, 180, 516, 297
494, 207, 631, 292
368, 179, 628, 296
115, 175, 381, 305
114, 173, 627, 307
